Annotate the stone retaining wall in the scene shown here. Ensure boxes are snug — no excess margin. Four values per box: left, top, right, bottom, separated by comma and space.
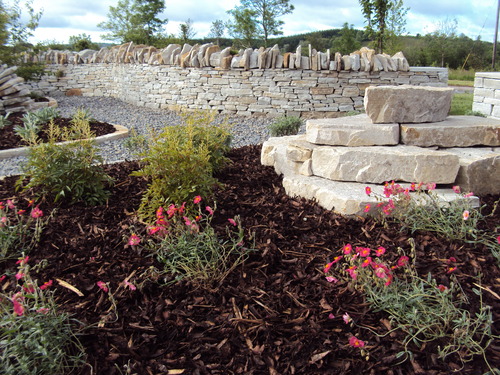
29, 65, 447, 117
473, 72, 500, 118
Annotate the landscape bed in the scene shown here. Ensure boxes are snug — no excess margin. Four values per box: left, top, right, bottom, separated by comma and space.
0, 144, 499, 374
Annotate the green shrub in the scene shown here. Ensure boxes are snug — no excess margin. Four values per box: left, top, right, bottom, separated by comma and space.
18, 110, 113, 206
268, 115, 303, 137
133, 109, 232, 222
0, 113, 11, 129
0, 258, 85, 374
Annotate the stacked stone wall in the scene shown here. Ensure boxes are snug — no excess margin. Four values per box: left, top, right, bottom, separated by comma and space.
29, 64, 447, 117
473, 72, 500, 118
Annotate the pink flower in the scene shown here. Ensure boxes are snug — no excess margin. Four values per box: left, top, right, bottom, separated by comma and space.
323, 262, 333, 273
358, 247, 371, 257
349, 336, 365, 348
123, 280, 136, 291
447, 256, 457, 263
365, 186, 371, 196
6, 199, 15, 209
23, 284, 35, 293
0, 216, 7, 226
328, 313, 335, 319
437, 284, 447, 292
148, 226, 161, 235
464, 192, 474, 198
363, 204, 371, 213
178, 202, 186, 215
205, 206, 214, 215
397, 255, 409, 267
375, 267, 387, 279
374, 246, 386, 257
452, 186, 461, 194
167, 204, 177, 218
325, 276, 338, 283
0, 275, 5, 283
183, 216, 192, 226
346, 266, 357, 280
18, 209, 25, 215
97, 281, 108, 293
40, 280, 53, 290
342, 244, 352, 255
497, 236, 500, 245
30, 206, 43, 219
343, 312, 351, 324
36, 307, 50, 314
193, 195, 202, 204
156, 206, 164, 219
462, 210, 470, 220
15, 272, 24, 280
332, 255, 343, 264
12, 293, 24, 316
128, 234, 141, 246
228, 218, 237, 226
361, 257, 372, 268
16, 256, 29, 265
447, 266, 457, 274
427, 182, 436, 190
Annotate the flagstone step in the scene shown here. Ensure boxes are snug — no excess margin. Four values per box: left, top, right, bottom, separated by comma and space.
401, 116, 500, 147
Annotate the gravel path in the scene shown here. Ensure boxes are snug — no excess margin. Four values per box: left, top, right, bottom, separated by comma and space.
0, 94, 282, 177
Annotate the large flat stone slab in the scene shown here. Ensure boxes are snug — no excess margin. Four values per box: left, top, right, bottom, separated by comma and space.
446, 147, 500, 195
401, 116, 500, 147
364, 85, 454, 123
261, 135, 305, 176
306, 114, 399, 146
282, 173, 479, 216
311, 145, 460, 184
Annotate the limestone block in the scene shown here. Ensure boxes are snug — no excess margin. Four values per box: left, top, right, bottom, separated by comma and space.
286, 139, 318, 162
250, 50, 259, 69
209, 52, 221, 67
364, 85, 454, 123
350, 53, 361, 71
204, 45, 220, 66
446, 148, 500, 195
261, 135, 305, 176
401, 116, 500, 147
320, 52, 328, 70
295, 45, 302, 69
311, 145, 460, 184
197, 43, 213, 67
342, 55, 352, 70
306, 114, 399, 146
283, 53, 291, 68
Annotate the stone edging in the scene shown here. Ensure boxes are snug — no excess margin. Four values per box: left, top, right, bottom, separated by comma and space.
0, 124, 129, 160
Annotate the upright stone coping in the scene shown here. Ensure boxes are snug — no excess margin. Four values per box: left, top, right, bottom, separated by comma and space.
364, 85, 454, 123
473, 72, 500, 118
311, 145, 460, 184
401, 116, 500, 147
306, 114, 399, 146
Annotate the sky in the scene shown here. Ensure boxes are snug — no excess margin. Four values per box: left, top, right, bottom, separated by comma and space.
14, 0, 499, 46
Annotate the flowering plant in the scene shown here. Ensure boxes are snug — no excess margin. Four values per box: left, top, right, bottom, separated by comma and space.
0, 198, 47, 261
0, 256, 85, 374
127, 195, 253, 288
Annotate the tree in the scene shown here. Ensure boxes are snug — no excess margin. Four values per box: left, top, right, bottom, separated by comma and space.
69, 33, 100, 51
98, 0, 167, 45
226, 7, 258, 48
359, 0, 408, 53
426, 17, 457, 67
178, 18, 196, 43
332, 23, 362, 55
208, 19, 225, 45
228, 0, 294, 47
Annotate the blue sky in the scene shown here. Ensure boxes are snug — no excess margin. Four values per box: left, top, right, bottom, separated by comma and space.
19, 0, 498, 45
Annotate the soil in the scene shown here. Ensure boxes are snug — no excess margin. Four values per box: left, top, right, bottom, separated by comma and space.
0, 112, 116, 150
0, 144, 499, 374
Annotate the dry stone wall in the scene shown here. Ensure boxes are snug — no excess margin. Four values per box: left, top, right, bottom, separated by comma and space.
29, 64, 447, 117
473, 72, 500, 118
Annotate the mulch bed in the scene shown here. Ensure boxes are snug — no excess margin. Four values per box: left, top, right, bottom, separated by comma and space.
0, 112, 116, 150
0, 144, 499, 374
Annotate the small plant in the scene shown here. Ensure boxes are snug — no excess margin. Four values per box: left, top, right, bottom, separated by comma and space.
0, 199, 47, 261
14, 112, 42, 145
0, 256, 85, 374
123, 128, 149, 156
0, 113, 11, 129
55, 69, 64, 78
268, 115, 303, 137
34, 107, 60, 123
464, 110, 486, 117
324, 243, 497, 370
18, 110, 113, 206
133, 108, 232, 222
128, 196, 252, 289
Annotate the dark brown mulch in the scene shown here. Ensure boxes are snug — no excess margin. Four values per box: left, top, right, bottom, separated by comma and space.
0, 112, 116, 150
0, 145, 499, 374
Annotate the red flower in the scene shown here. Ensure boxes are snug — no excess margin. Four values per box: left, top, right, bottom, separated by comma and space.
12, 293, 24, 316
323, 262, 333, 273
397, 255, 409, 267
497, 236, 500, 245
363, 204, 371, 213
365, 186, 371, 196
375, 246, 386, 257
358, 247, 371, 257
437, 284, 447, 292
361, 257, 372, 268
228, 218, 237, 226
193, 195, 202, 204
40, 280, 53, 290
349, 336, 365, 348
447, 266, 457, 274
97, 281, 109, 293
128, 234, 141, 246
342, 244, 352, 255
16, 256, 29, 266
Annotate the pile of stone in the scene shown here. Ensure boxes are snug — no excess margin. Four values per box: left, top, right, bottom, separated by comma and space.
24, 43, 410, 72
0, 65, 37, 114
261, 85, 500, 216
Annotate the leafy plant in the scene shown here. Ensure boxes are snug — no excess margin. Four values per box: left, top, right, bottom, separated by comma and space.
0, 113, 10, 129
132, 109, 232, 222
18, 110, 113, 206
129, 197, 252, 289
324, 242, 497, 370
268, 115, 303, 137
34, 107, 60, 123
14, 112, 42, 145
0, 199, 46, 261
0, 257, 85, 374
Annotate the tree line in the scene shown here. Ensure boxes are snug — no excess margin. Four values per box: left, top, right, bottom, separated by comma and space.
0, 0, 497, 82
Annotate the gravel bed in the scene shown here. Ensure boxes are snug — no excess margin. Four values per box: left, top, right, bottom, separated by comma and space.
0, 93, 292, 177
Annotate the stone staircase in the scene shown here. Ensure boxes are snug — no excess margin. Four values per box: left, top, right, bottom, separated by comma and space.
261, 86, 500, 216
